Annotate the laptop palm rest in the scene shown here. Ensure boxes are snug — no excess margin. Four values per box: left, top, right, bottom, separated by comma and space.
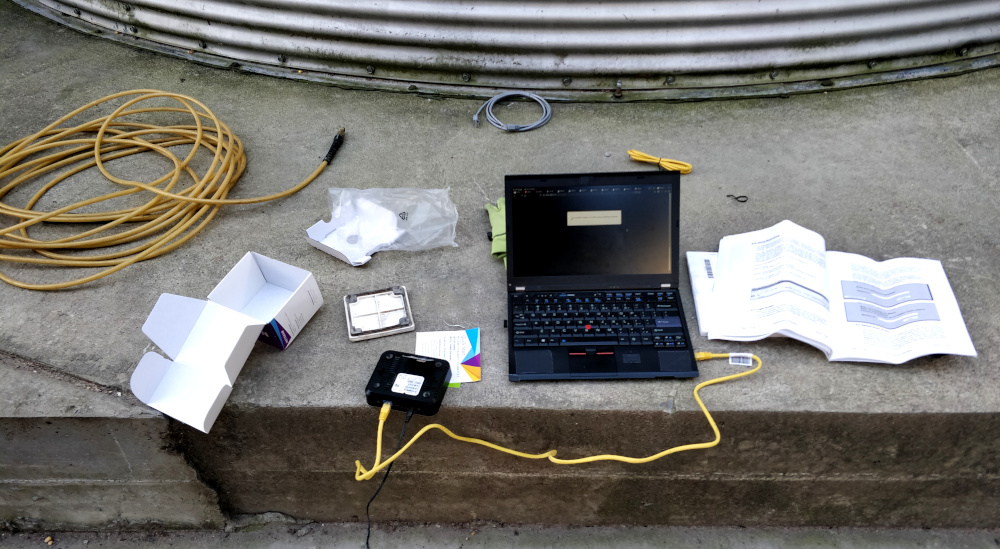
513, 349, 555, 374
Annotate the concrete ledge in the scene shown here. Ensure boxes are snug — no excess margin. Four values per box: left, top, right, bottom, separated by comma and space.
0, 418, 224, 530
175, 407, 1000, 527
4, 522, 1000, 548
1, 480, 222, 531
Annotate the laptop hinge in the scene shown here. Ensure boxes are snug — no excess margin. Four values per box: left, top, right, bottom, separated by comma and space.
515, 286, 526, 291
661, 283, 672, 288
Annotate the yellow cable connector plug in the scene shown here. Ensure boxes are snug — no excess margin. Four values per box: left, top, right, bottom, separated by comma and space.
355, 353, 762, 479
372, 402, 393, 468
695, 351, 731, 361
627, 149, 693, 174
378, 402, 392, 422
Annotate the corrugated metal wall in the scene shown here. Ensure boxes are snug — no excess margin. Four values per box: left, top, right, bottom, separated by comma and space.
15, 0, 1000, 100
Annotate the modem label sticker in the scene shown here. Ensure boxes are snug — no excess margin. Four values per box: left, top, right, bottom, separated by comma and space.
392, 373, 424, 396
567, 210, 622, 226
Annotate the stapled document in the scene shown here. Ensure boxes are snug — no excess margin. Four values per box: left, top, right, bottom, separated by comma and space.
689, 220, 976, 364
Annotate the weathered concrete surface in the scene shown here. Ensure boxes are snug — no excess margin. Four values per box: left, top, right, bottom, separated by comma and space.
2, 0, 1000, 531
0, 416, 224, 531
0, 351, 224, 530
178, 408, 1000, 527
4, 522, 1000, 549
0, 349, 224, 529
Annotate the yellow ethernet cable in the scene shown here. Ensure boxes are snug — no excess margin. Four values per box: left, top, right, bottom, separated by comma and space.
627, 149, 693, 174
355, 352, 761, 480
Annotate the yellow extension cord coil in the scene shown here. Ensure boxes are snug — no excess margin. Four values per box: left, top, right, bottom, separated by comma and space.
0, 89, 342, 290
355, 352, 760, 480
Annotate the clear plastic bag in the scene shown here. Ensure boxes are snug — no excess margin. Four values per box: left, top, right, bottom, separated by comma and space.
306, 188, 459, 266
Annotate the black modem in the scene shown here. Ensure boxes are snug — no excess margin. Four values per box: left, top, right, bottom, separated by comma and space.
365, 351, 450, 416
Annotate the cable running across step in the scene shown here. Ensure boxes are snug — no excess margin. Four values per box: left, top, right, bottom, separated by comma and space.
0, 89, 343, 290
355, 353, 762, 480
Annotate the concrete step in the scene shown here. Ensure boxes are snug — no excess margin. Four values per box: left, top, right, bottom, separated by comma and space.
5, 357, 999, 530
2, 520, 1000, 549
2, 0, 999, 533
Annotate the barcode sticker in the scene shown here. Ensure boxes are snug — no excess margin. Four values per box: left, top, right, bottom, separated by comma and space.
391, 373, 424, 396
704, 259, 714, 279
729, 353, 754, 367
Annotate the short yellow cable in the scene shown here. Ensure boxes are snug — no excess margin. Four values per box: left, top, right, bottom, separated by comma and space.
355, 353, 760, 479
627, 149, 693, 174
0, 89, 343, 290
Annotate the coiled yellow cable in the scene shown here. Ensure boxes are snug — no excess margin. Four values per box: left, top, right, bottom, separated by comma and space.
0, 89, 343, 290
355, 353, 760, 480
627, 149, 693, 174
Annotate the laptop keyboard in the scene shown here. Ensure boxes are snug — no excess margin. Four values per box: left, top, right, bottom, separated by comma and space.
511, 291, 686, 349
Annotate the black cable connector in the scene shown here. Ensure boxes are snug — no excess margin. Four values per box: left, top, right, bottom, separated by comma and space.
323, 127, 347, 164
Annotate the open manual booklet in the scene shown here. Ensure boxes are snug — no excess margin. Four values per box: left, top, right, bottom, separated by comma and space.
687, 220, 976, 364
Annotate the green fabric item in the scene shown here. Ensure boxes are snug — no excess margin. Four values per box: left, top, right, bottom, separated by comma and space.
483, 198, 507, 267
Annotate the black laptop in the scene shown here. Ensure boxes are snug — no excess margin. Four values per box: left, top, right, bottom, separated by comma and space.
505, 170, 698, 381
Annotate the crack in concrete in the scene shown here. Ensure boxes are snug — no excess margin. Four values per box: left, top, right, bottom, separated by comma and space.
942, 129, 1000, 211
0, 348, 122, 395
111, 432, 134, 479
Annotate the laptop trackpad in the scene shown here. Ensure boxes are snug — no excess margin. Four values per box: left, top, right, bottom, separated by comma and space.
515, 349, 554, 374
569, 352, 617, 376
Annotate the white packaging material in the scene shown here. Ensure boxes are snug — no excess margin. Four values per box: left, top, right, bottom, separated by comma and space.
208, 252, 323, 349
130, 252, 323, 433
306, 188, 458, 266
131, 294, 263, 433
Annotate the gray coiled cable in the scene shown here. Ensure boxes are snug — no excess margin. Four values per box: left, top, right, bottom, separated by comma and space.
472, 92, 552, 132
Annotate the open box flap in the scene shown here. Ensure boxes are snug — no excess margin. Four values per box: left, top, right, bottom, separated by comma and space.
130, 352, 172, 404
141, 294, 207, 360
140, 292, 265, 385
170, 301, 266, 385
130, 352, 232, 433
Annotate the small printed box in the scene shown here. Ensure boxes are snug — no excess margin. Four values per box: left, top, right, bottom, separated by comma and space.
130, 252, 323, 433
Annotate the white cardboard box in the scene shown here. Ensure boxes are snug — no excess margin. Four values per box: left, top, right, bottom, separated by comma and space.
208, 252, 323, 349
130, 252, 323, 433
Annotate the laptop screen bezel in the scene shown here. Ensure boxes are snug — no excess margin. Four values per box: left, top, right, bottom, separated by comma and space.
504, 170, 682, 292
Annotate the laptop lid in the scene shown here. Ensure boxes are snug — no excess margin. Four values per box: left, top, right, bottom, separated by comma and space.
505, 171, 681, 292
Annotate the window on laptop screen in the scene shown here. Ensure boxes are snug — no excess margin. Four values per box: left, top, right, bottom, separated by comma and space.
509, 182, 674, 279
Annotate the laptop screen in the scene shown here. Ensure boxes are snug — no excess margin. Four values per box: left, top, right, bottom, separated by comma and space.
506, 171, 680, 290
